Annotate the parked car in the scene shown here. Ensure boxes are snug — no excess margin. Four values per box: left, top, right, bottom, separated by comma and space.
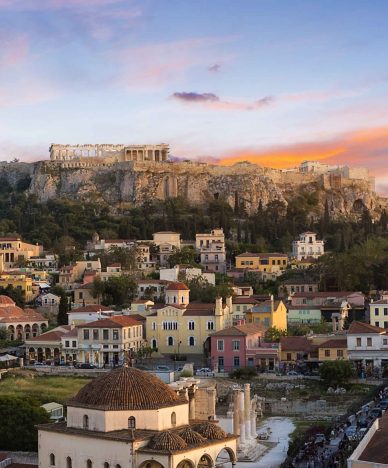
156, 365, 170, 372
371, 408, 383, 418
196, 368, 215, 376
76, 363, 96, 369
287, 370, 301, 376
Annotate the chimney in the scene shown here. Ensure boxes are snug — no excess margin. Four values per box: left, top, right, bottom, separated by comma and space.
270, 294, 274, 313
215, 296, 223, 316
226, 295, 233, 311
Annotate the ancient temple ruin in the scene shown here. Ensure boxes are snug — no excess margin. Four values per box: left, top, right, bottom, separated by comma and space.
49, 143, 169, 162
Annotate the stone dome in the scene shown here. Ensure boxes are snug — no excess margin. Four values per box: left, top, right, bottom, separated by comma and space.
68, 366, 185, 410
0, 295, 15, 306
148, 431, 187, 451
194, 422, 227, 440
166, 282, 189, 291
179, 426, 206, 444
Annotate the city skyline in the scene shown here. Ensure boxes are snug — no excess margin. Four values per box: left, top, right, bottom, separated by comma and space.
1, 0, 388, 192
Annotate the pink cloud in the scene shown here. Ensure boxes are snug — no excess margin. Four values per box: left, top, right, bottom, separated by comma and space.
0, 35, 29, 67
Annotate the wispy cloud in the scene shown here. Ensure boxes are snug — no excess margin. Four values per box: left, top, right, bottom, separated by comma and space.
0, 34, 29, 67
171, 91, 274, 111
208, 63, 221, 72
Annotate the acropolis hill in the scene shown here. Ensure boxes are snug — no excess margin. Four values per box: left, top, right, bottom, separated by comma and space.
0, 143, 387, 218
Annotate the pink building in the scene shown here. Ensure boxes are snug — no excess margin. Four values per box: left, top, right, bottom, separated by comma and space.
210, 324, 279, 373
290, 291, 365, 307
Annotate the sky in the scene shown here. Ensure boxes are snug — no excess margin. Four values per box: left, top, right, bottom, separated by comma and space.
1, 0, 388, 192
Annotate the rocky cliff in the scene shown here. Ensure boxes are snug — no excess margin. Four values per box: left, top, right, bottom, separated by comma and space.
0, 159, 386, 219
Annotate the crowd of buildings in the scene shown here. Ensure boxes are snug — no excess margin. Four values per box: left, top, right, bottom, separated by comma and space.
0, 227, 388, 379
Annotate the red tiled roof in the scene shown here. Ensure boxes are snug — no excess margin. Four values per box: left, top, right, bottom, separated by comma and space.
68, 305, 112, 313
0, 295, 15, 305
359, 411, 388, 463
280, 336, 315, 351
166, 282, 189, 291
77, 316, 140, 328
211, 324, 266, 337
26, 326, 71, 343
318, 339, 347, 349
348, 321, 385, 334
232, 297, 258, 304
292, 291, 363, 298
129, 314, 146, 322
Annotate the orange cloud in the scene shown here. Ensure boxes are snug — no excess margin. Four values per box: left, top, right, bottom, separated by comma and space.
217, 126, 388, 194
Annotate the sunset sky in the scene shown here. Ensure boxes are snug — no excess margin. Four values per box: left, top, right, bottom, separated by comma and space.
2, 0, 388, 192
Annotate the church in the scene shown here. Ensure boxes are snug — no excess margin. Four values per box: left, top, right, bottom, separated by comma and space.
38, 366, 237, 468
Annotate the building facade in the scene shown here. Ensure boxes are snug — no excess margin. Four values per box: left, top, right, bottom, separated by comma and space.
292, 232, 324, 260
196, 229, 226, 273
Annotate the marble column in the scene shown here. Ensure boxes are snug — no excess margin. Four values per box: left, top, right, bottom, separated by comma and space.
188, 386, 196, 420
244, 383, 251, 440
239, 391, 245, 445
251, 411, 257, 438
233, 389, 240, 438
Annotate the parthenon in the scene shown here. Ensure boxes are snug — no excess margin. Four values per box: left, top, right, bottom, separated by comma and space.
49, 143, 169, 162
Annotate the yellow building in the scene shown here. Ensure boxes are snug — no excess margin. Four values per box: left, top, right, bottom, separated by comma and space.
0, 236, 43, 269
0, 272, 34, 302
146, 282, 233, 355
318, 338, 348, 361
235, 252, 288, 275
245, 298, 287, 331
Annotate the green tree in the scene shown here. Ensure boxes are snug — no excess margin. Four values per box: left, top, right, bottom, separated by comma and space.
101, 275, 137, 307
0, 396, 50, 451
0, 285, 25, 308
57, 293, 69, 325
167, 246, 198, 267
319, 360, 355, 387
264, 326, 287, 343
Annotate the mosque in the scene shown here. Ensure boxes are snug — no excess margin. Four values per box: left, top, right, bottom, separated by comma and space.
37, 366, 237, 468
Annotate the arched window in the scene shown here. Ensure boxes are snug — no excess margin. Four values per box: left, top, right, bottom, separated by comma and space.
171, 412, 176, 427
189, 336, 195, 346
115, 465, 121, 468
128, 416, 136, 429
181, 296, 184, 304
188, 321, 195, 330
66, 457, 72, 468
151, 338, 157, 349
173, 295, 176, 303
87, 460, 92, 468
104, 463, 109, 468
83, 414, 89, 429
49, 453, 55, 465
168, 336, 174, 346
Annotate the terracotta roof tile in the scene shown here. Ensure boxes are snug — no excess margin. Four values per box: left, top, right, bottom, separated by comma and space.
348, 321, 385, 334
318, 339, 347, 349
77, 316, 140, 328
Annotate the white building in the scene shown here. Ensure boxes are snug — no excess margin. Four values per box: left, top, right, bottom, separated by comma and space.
292, 231, 325, 260
38, 367, 237, 468
160, 265, 216, 285
196, 228, 226, 274
347, 321, 388, 371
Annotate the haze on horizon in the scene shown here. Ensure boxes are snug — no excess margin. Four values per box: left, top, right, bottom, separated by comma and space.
1, 0, 388, 193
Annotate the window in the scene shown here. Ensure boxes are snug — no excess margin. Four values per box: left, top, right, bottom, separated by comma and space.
112, 329, 119, 340
65, 340, 69, 347
234, 356, 240, 367
72, 340, 76, 347
66, 457, 72, 468
171, 412, 176, 427
116, 465, 121, 468
167, 336, 174, 346
217, 339, 224, 351
287, 353, 292, 361
324, 349, 330, 357
207, 321, 214, 330
128, 416, 136, 429
83, 414, 89, 429
337, 349, 344, 357
93, 329, 99, 340
189, 336, 195, 346
384, 338, 388, 345
356, 337, 361, 347
152, 322, 156, 331
188, 321, 195, 330
385, 322, 388, 329
232, 340, 240, 351
87, 460, 92, 468
367, 337, 372, 347
385, 308, 388, 316
49, 453, 55, 466
103, 329, 109, 340
83, 329, 89, 340
151, 339, 157, 349
104, 464, 109, 468
375, 308, 379, 315
375, 322, 380, 327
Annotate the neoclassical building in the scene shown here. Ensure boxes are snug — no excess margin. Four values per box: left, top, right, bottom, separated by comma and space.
38, 366, 237, 468
0, 295, 47, 341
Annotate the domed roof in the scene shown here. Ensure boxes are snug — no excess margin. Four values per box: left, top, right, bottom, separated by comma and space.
194, 422, 227, 440
179, 426, 206, 444
148, 431, 187, 451
68, 367, 185, 410
166, 282, 189, 291
0, 295, 15, 306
